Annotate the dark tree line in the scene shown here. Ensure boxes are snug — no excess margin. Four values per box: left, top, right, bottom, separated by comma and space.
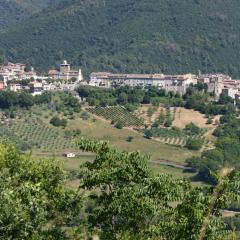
0, 90, 52, 110
77, 85, 183, 110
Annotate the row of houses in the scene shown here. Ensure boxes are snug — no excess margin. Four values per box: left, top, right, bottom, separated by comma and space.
89, 72, 197, 95
1, 60, 240, 100
89, 72, 240, 100
7, 80, 80, 96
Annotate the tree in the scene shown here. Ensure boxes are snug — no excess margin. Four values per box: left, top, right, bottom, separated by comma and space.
114, 121, 124, 129
19, 91, 34, 109
0, 141, 82, 239
0, 54, 4, 65
77, 138, 189, 239
185, 138, 203, 150
50, 116, 67, 127
118, 92, 128, 104
77, 138, 240, 239
185, 122, 202, 135
164, 117, 173, 127
144, 130, 153, 139
0, 91, 18, 109
218, 93, 233, 105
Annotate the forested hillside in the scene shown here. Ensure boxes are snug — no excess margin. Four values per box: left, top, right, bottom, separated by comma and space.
1, 0, 240, 77
0, 0, 58, 32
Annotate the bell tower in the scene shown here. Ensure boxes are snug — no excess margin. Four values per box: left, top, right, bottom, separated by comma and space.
60, 60, 70, 73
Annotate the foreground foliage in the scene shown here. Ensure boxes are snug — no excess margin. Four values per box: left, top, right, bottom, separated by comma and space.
1, 138, 240, 239
77, 138, 240, 239
0, 141, 81, 239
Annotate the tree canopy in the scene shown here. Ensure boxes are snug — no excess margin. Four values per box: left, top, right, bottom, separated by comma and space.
0, 140, 82, 239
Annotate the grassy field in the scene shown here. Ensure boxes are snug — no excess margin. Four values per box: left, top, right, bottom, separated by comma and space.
0, 105, 201, 180
65, 114, 198, 163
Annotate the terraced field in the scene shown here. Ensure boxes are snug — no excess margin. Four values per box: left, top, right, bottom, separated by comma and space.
87, 106, 144, 127
0, 117, 75, 150
141, 127, 212, 148
154, 135, 212, 148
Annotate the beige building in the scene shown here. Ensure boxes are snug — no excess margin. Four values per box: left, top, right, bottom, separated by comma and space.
48, 60, 83, 82
89, 72, 197, 95
0, 62, 37, 82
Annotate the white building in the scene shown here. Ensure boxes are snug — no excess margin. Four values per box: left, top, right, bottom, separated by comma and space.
29, 82, 43, 96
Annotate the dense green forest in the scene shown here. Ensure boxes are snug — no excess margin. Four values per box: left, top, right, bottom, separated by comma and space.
0, 0, 58, 32
1, 0, 240, 77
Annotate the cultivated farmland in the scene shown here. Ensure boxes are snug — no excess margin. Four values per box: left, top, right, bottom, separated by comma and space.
87, 106, 144, 127
0, 117, 75, 150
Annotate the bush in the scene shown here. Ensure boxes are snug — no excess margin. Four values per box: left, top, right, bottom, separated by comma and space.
185, 122, 202, 135
125, 104, 138, 112
80, 111, 90, 120
206, 118, 213, 124
164, 117, 172, 127
185, 138, 203, 150
145, 130, 153, 139
115, 121, 124, 129
126, 136, 134, 142
50, 116, 67, 128
64, 129, 81, 139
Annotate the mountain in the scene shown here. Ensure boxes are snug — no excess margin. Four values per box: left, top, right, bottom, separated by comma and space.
1, 0, 240, 77
0, 0, 58, 32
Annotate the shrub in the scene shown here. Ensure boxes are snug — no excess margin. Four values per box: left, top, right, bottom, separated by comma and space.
185, 138, 203, 150
50, 116, 67, 127
185, 122, 201, 135
206, 118, 213, 124
164, 117, 172, 127
80, 111, 90, 120
126, 136, 134, 142
145, 130, 153, 139
115, 121, 124, 129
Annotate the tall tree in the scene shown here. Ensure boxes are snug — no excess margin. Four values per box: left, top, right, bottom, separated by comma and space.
0, 140, 82, 239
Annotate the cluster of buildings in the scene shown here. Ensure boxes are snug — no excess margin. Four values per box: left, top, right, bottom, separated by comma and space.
89, 72, 240, 100
0, 60, 83, 95
0, 62, 37, 83
48, 60, 83, 82
0, 59, 240, 100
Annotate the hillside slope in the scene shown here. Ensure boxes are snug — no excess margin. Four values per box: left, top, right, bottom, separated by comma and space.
0, 0, 58, 31
1, 0, 240, 77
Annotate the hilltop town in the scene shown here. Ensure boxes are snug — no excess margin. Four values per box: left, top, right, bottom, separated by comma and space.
0, 60, 239, 102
